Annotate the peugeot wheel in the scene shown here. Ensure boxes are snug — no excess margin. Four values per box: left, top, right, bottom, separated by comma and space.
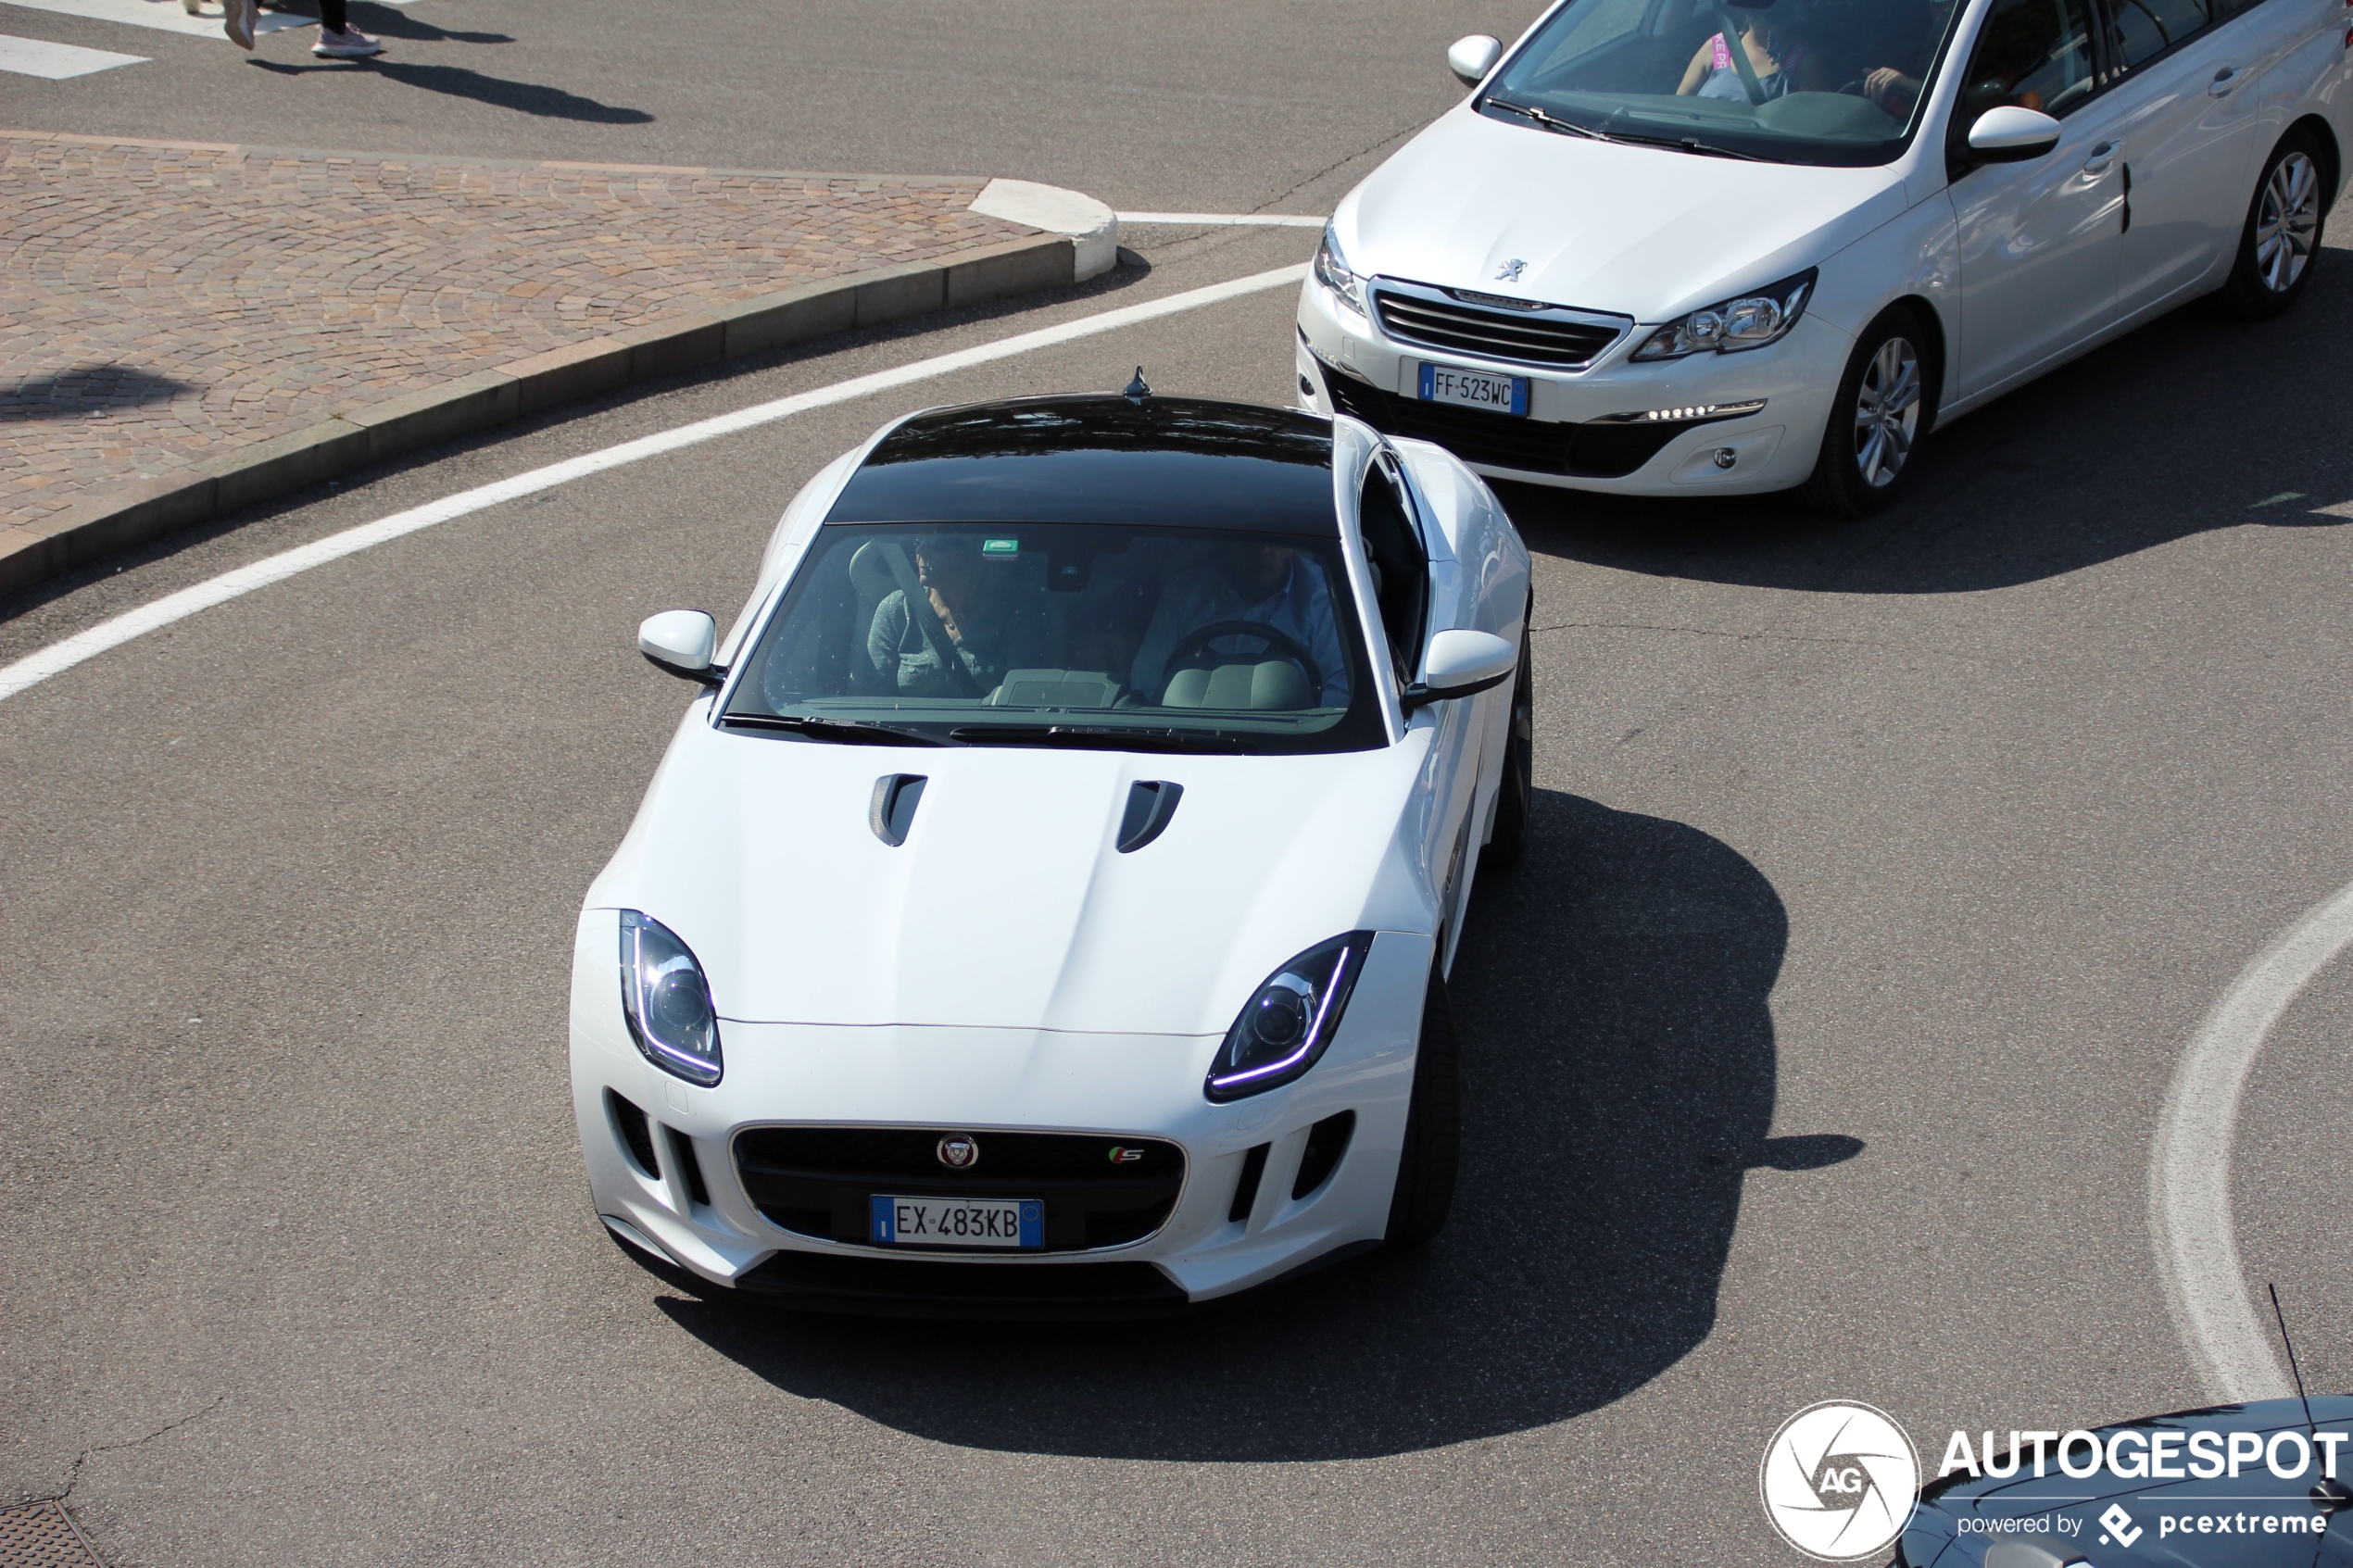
1482, 621, 1534, 869
1798, 305, 1931, 517
1385, 967, 1461, 1246
2221, 132, 2326, 320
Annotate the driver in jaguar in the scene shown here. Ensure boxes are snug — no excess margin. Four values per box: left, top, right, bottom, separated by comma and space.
1128, 543, 1353, 709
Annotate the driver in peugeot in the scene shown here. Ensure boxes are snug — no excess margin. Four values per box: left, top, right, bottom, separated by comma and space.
1128, 543, 1353, 709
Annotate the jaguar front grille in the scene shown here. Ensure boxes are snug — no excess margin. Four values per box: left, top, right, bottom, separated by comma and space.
734, 1126, 1186, 1253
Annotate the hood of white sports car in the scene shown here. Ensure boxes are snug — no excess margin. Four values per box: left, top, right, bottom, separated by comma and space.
1341, 107, 1906, 324
587, 716, 1435, 1037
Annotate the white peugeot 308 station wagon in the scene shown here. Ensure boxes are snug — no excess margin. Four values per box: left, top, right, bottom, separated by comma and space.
573, 394, 1533, 1316
1297, 0, 2349, 512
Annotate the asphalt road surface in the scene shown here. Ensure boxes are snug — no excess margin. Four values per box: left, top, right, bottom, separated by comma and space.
7, 4, 2353, 1564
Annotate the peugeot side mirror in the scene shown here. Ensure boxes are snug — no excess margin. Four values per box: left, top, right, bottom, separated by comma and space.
1447, 34, 1503, 87
638, 609, 724, 685
1965, 105, 2062, 162
1401, 628, 1518, 712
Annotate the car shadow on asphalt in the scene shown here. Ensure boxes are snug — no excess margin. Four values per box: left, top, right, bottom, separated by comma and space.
1502, 241, 2353, 596
651, 787, 1860, 1461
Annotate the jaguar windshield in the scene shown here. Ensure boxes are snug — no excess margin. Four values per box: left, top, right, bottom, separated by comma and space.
1479, 0, 1970, 166
724, 522, 1385, 754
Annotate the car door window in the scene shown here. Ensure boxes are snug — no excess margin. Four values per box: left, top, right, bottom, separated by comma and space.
2108, 0, 2211, 68
1951, 0, 2101, 147
1355, 458, 1428, 685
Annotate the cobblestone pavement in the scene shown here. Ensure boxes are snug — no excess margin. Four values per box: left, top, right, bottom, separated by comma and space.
0, 131, 1032, 531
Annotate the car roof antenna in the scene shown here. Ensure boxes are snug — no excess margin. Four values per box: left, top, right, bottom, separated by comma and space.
1124, 366, 1151, 403
2269, 1283, 2319, 1438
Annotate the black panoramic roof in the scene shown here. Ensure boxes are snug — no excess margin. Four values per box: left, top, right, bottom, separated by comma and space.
824, 395, 1339, 533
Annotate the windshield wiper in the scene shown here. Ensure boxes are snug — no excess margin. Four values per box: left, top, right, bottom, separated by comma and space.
720, 713, 953, 746
1484, 97, 1613, 141
950, 724, 1247, 754
1607, 129, 1769, 161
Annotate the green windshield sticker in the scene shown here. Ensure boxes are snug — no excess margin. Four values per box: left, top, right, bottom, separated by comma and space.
982, 538, 1019, 557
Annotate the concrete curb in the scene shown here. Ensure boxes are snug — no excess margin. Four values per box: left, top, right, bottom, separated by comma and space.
0, 137, 1109, 601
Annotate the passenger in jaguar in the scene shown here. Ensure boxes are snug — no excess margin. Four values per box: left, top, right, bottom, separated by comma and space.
1127, 542, 1353, 709
865, 534, 1040, 696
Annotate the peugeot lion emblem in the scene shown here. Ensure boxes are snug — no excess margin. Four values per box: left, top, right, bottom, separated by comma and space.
1495, 257, 1527, 282
936, 1134, 979, 1170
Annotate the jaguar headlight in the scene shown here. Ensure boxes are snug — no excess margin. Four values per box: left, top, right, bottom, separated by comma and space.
619, 910, 723, 1086
1315, 223, 1368, 317
1205, 933, 1375, 1101
1631, 269, 1816, 360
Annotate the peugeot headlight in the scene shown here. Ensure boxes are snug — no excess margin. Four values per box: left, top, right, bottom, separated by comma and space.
619, 910, 723, 1086
1631, 269, 1816, 361
1205, 933, 1375, 1101
1314, 223, 1368, 317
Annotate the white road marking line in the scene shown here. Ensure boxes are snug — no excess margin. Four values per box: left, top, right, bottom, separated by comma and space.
1118, 212, 1327, 228
0, 29, 143, 70
2149, 877, 2353, 1400
0, 0, 307, 37
0, 261, 1311, 705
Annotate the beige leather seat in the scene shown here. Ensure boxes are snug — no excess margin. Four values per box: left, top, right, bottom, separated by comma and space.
1161, 659, 1312, 710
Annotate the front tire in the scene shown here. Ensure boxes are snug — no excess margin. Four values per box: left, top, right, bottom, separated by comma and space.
1797, 304, 1931, 517
1385, 969, 1461, 1246
2221, 131, 2326, 320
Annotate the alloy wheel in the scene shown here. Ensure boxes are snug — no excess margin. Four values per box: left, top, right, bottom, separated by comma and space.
2255, 151, 2320, 295
1852, 335, 1921, 490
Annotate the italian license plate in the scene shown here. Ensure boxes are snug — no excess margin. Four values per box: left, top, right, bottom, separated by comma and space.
870, 1194, 1043, 1248
1419, 362, 1529, 416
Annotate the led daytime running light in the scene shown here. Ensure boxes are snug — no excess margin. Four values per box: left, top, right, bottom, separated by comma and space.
619, 909, 724, 1086
1600, 398, 1770, 424
1205, 932, 1375, 1101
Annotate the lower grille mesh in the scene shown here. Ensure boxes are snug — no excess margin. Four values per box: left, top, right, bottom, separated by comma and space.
1323, 370, 1692, 480
735, 1127, 1186, 1254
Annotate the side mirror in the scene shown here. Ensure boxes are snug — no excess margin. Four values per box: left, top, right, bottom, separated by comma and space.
638, 609, 724, 685
1965, 105, 2062, 162
1401, 628, 1517, 712
1447, 34, 1503, 87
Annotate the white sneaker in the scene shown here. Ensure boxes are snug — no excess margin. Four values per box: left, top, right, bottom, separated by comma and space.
221, 0, 255, 47
311, 24, 381, 55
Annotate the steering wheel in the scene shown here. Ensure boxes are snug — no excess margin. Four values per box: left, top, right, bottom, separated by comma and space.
1162, 621, 1325, 698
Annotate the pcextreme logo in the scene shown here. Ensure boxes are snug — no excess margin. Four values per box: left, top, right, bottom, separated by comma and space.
1761, 1401, 1922, 1562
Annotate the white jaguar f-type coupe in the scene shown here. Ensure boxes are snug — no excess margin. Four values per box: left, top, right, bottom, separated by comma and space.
573, 390, 1532, 1315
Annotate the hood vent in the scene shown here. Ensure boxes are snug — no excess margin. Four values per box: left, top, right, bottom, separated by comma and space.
1116, 780, 1183, 854
869, 774, 928, 847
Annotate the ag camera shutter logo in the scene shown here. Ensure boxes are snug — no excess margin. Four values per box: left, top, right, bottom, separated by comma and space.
1760, 1401, 1921, 1561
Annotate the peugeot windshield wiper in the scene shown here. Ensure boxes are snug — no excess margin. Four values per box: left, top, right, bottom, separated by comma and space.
1484, 97, 1613, 141
950, 724, 1247, 754
1608, 129, 1769, 161
720, 713, 954, 746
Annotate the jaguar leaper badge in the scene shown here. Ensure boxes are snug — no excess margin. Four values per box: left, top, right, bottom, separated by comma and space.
937, 1134, 979, 1169
1495, 257, 1527, 282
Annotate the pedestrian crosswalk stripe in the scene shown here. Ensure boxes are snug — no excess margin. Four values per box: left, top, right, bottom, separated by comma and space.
0, 29, 145, 69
